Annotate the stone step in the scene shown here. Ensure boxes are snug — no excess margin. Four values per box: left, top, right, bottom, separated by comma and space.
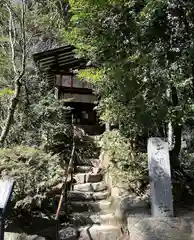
74, 173, 103, 184
76, 158, 100, 167
75, 165, 102, 174
73, 182, 108, 192
75, 166, 93, 173
127, 217, 194, 240
67, 190, 109, 201
69, 200, 112, 213
69, 212, 120, 227
78, 224, 122, 240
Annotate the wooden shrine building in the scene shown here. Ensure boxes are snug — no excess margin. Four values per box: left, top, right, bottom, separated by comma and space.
33, 45, 104, 135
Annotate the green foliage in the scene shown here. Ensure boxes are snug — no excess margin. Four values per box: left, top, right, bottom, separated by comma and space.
0, 88, 14, 97
179, 151, 194, 178
99, 130, 148, 193
66, 0, 194, 139
0, 0, 66, 146
30, 94, 72, 151
0, 146, 65, 211
2, 94, 72, 152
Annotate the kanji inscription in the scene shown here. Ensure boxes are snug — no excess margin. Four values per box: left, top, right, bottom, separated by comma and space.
148, 138, 174, 217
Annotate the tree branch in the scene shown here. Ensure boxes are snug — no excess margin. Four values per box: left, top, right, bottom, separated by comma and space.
6, 4, 17, 75
0, 1, 26, 146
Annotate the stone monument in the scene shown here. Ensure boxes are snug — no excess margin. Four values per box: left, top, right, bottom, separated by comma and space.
147, 137, 173, 217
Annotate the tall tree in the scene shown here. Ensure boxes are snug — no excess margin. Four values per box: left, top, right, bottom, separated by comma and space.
0, 0, 65, 146
65, 0, 194, 167
0, 0, 27, 146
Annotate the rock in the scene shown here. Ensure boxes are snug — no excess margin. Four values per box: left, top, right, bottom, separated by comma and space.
117, 235, 130, 240
4, 233, 46, 240
111, 187, 121, 198
5, 233, 27, 240
75, 166, 93, 173
73, 127, 86, 139
76, 158, 99, 167
99, 151, 110, 169
114, 195, 149, 219
67, 190, 109, 201
74, 173, 103, 184
27, 235, 46, 240
92, 167, 103, 174
74, 182, 107, 192
127, 217, 194, 240
59, 227, 78, 240
88, 159, 101, 167
78, 224, 122, 240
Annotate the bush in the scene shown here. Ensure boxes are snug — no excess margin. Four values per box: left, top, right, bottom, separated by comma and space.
0, 146, 65, 212
1, 94, 72, 150
99, 130, 148, 194
179, 151, 194, 178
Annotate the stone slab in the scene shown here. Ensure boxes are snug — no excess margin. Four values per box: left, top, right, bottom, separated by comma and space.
74, 182, 107, 192
148, 138, 173, 217
69, 200, 112, 213
75, 166, 93, 173
128, 217, 194, 240
27, 236, 45, 240
67, 190, 109, 201
59, 227, 78, 240
68, 191, 109, 201
69, 212, 119, 226
74, 173, 103, 184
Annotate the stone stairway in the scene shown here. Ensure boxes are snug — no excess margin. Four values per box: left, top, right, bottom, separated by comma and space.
67, 161, 123, 240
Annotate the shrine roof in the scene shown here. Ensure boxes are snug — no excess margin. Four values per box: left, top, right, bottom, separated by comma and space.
33, 45, 87, 85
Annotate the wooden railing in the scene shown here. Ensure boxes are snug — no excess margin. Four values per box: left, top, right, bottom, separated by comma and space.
55, 118, 76, 221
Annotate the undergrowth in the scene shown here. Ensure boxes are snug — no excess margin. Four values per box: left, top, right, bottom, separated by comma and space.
99, 130, 148, 195
0, 146, 65, 213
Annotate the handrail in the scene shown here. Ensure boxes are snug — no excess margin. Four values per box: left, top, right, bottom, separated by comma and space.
55, 116, 76, 220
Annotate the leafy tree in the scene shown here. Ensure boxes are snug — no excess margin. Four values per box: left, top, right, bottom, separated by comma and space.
0, 0, 65, 146
0, 0, 27, 146
65, 0, 194, 168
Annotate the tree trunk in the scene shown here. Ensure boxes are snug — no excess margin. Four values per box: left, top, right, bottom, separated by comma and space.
166, 88, 173, 149
170, 124, 182, 168
0, 1, 26, 146
0, 81, 21, 146
170, 86, 182, 169
167, 122, 173, 149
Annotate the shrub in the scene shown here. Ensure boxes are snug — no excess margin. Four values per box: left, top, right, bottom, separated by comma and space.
0, 146, 65, 212
179, 151, 194, 178
99, 130, 148, 194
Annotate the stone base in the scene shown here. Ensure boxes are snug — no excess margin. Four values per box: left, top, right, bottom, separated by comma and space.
128, 217, 194, 240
